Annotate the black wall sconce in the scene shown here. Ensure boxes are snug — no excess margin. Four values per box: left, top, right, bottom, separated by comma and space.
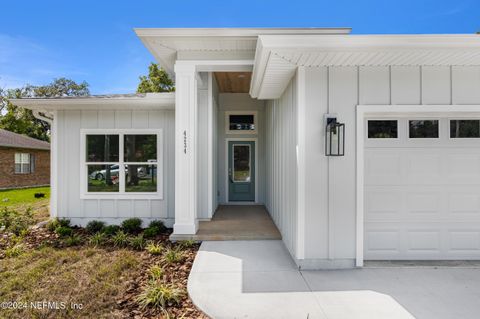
325, 115, 345, 156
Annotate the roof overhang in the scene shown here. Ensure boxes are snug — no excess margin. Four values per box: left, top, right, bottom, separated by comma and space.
251, 34, 480, 99
11, 93, 175, 111
134, 28, 352, 75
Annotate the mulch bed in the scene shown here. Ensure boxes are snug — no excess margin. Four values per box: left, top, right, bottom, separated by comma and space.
0, 226, 209, 319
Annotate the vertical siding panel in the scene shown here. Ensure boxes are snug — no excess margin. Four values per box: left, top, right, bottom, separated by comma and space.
65, 111, 82, 219
422, 66, 451, 105
359, 66, 390, 105
452, 66, 480, 104
98, 110, 115, 128
264, 76, 298, 257
391, 66, 421, 105
132, 110, 149, 128
329, 67, 358, 258
115, 110, 132, 128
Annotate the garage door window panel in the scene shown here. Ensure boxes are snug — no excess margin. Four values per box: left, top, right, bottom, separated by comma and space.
450, 120, 480, 138
409, 120, 439, 138
367, 120, 398, 139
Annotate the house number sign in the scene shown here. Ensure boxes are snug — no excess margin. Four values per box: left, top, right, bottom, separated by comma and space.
183, 130, 187, 154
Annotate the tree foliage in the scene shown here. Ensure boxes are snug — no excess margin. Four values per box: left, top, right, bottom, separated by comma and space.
136, 63, 175, 93
0, 78, 90, 141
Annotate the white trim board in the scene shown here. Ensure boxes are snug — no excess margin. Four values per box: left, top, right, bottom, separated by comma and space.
224, 137, 259, 203
355, 104, 480, 267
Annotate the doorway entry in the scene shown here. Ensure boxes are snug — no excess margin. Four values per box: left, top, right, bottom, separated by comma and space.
228, 140, 255, 202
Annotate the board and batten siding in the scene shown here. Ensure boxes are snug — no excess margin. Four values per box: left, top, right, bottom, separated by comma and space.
56, 109, 175, 227
265, 75, 298, 258
302, 65, 480, 268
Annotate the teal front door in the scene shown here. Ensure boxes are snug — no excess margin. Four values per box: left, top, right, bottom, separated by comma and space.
228, 141, 255, 201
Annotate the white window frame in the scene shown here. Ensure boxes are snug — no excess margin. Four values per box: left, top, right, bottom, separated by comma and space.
80, 129, 163, 200
14, 152, 31, 174
225, 111, 258, 135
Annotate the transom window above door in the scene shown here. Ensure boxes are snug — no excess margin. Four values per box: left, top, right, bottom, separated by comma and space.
225, 111, 257, 134
81, 130, 163, 198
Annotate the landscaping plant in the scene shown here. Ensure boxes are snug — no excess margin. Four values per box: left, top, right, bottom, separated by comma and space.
121, 218, 143, 234
164, 247, 185, 264
146, 242, 163, 255
54, 226, 73, 237
129, 234, 147, 250
86, 220, 106, 234
112, 230, 130, 247
148, 220, 166, 233
137, 281, 185, 309
102, 224, 120, 236
89, 232, 108, 247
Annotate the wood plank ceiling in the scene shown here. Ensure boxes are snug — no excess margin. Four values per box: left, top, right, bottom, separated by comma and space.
214, 72, 252, 93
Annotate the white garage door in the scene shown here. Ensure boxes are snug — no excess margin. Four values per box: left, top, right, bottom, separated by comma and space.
365, 116, 480, 260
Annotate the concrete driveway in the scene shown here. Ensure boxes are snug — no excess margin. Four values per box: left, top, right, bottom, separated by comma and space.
188, 240, 480, 319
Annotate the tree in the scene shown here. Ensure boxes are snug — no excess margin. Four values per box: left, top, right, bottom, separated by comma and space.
136, 63, 175, 93
0, 78, 90, 141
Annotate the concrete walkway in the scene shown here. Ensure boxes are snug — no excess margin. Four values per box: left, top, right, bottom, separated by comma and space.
188, 240, 480, 319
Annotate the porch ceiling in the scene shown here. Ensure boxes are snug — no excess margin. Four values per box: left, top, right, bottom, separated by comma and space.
214, 72, 252, 93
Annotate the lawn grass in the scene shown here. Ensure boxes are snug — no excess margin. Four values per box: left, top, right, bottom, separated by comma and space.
0, 187, 50, 209
0, 247, 139, 319
0, 187, 50, 223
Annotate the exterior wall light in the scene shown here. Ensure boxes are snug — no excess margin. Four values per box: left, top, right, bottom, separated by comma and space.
325, 114, 345, 156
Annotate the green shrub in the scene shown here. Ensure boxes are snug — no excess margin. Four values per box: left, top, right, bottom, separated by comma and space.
112, 230, 129, 247
164, 247, 185, 264
89, 232, 108, 247
129, 235, 146, 251
46, 218, 71, 232
46, 218, 60, 232
85, 220, 105, 234
64, 234, 82, 247
146, 242, 163, 255
143, 226, 160, 238
137, 281, 184, 309
148, 220, 166, 232
58, 218, 71, 228
148, 265, 164, 280
0, 207, 34, 235
5, 244, 25, 258
102, 225, 120, 236
55, 226, 73, 237
121, 218, 143, 234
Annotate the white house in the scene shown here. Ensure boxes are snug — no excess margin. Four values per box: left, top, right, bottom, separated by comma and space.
15, 28, 480, 269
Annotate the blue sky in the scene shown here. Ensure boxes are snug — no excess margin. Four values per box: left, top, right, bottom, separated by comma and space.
1, 0, 479, 94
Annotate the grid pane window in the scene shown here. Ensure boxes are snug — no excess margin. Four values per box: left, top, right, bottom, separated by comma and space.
86, 135, 119, 162
14, 153, 31, 174
85, 133, 159, 194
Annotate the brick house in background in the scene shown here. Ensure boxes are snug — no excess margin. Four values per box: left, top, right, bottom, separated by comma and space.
0, 129, 50, 189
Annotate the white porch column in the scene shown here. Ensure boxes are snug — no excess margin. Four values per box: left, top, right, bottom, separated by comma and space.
173, 63, 199, 234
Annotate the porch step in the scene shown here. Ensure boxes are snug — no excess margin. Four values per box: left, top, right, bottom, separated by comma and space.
169, 205, 282, 242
